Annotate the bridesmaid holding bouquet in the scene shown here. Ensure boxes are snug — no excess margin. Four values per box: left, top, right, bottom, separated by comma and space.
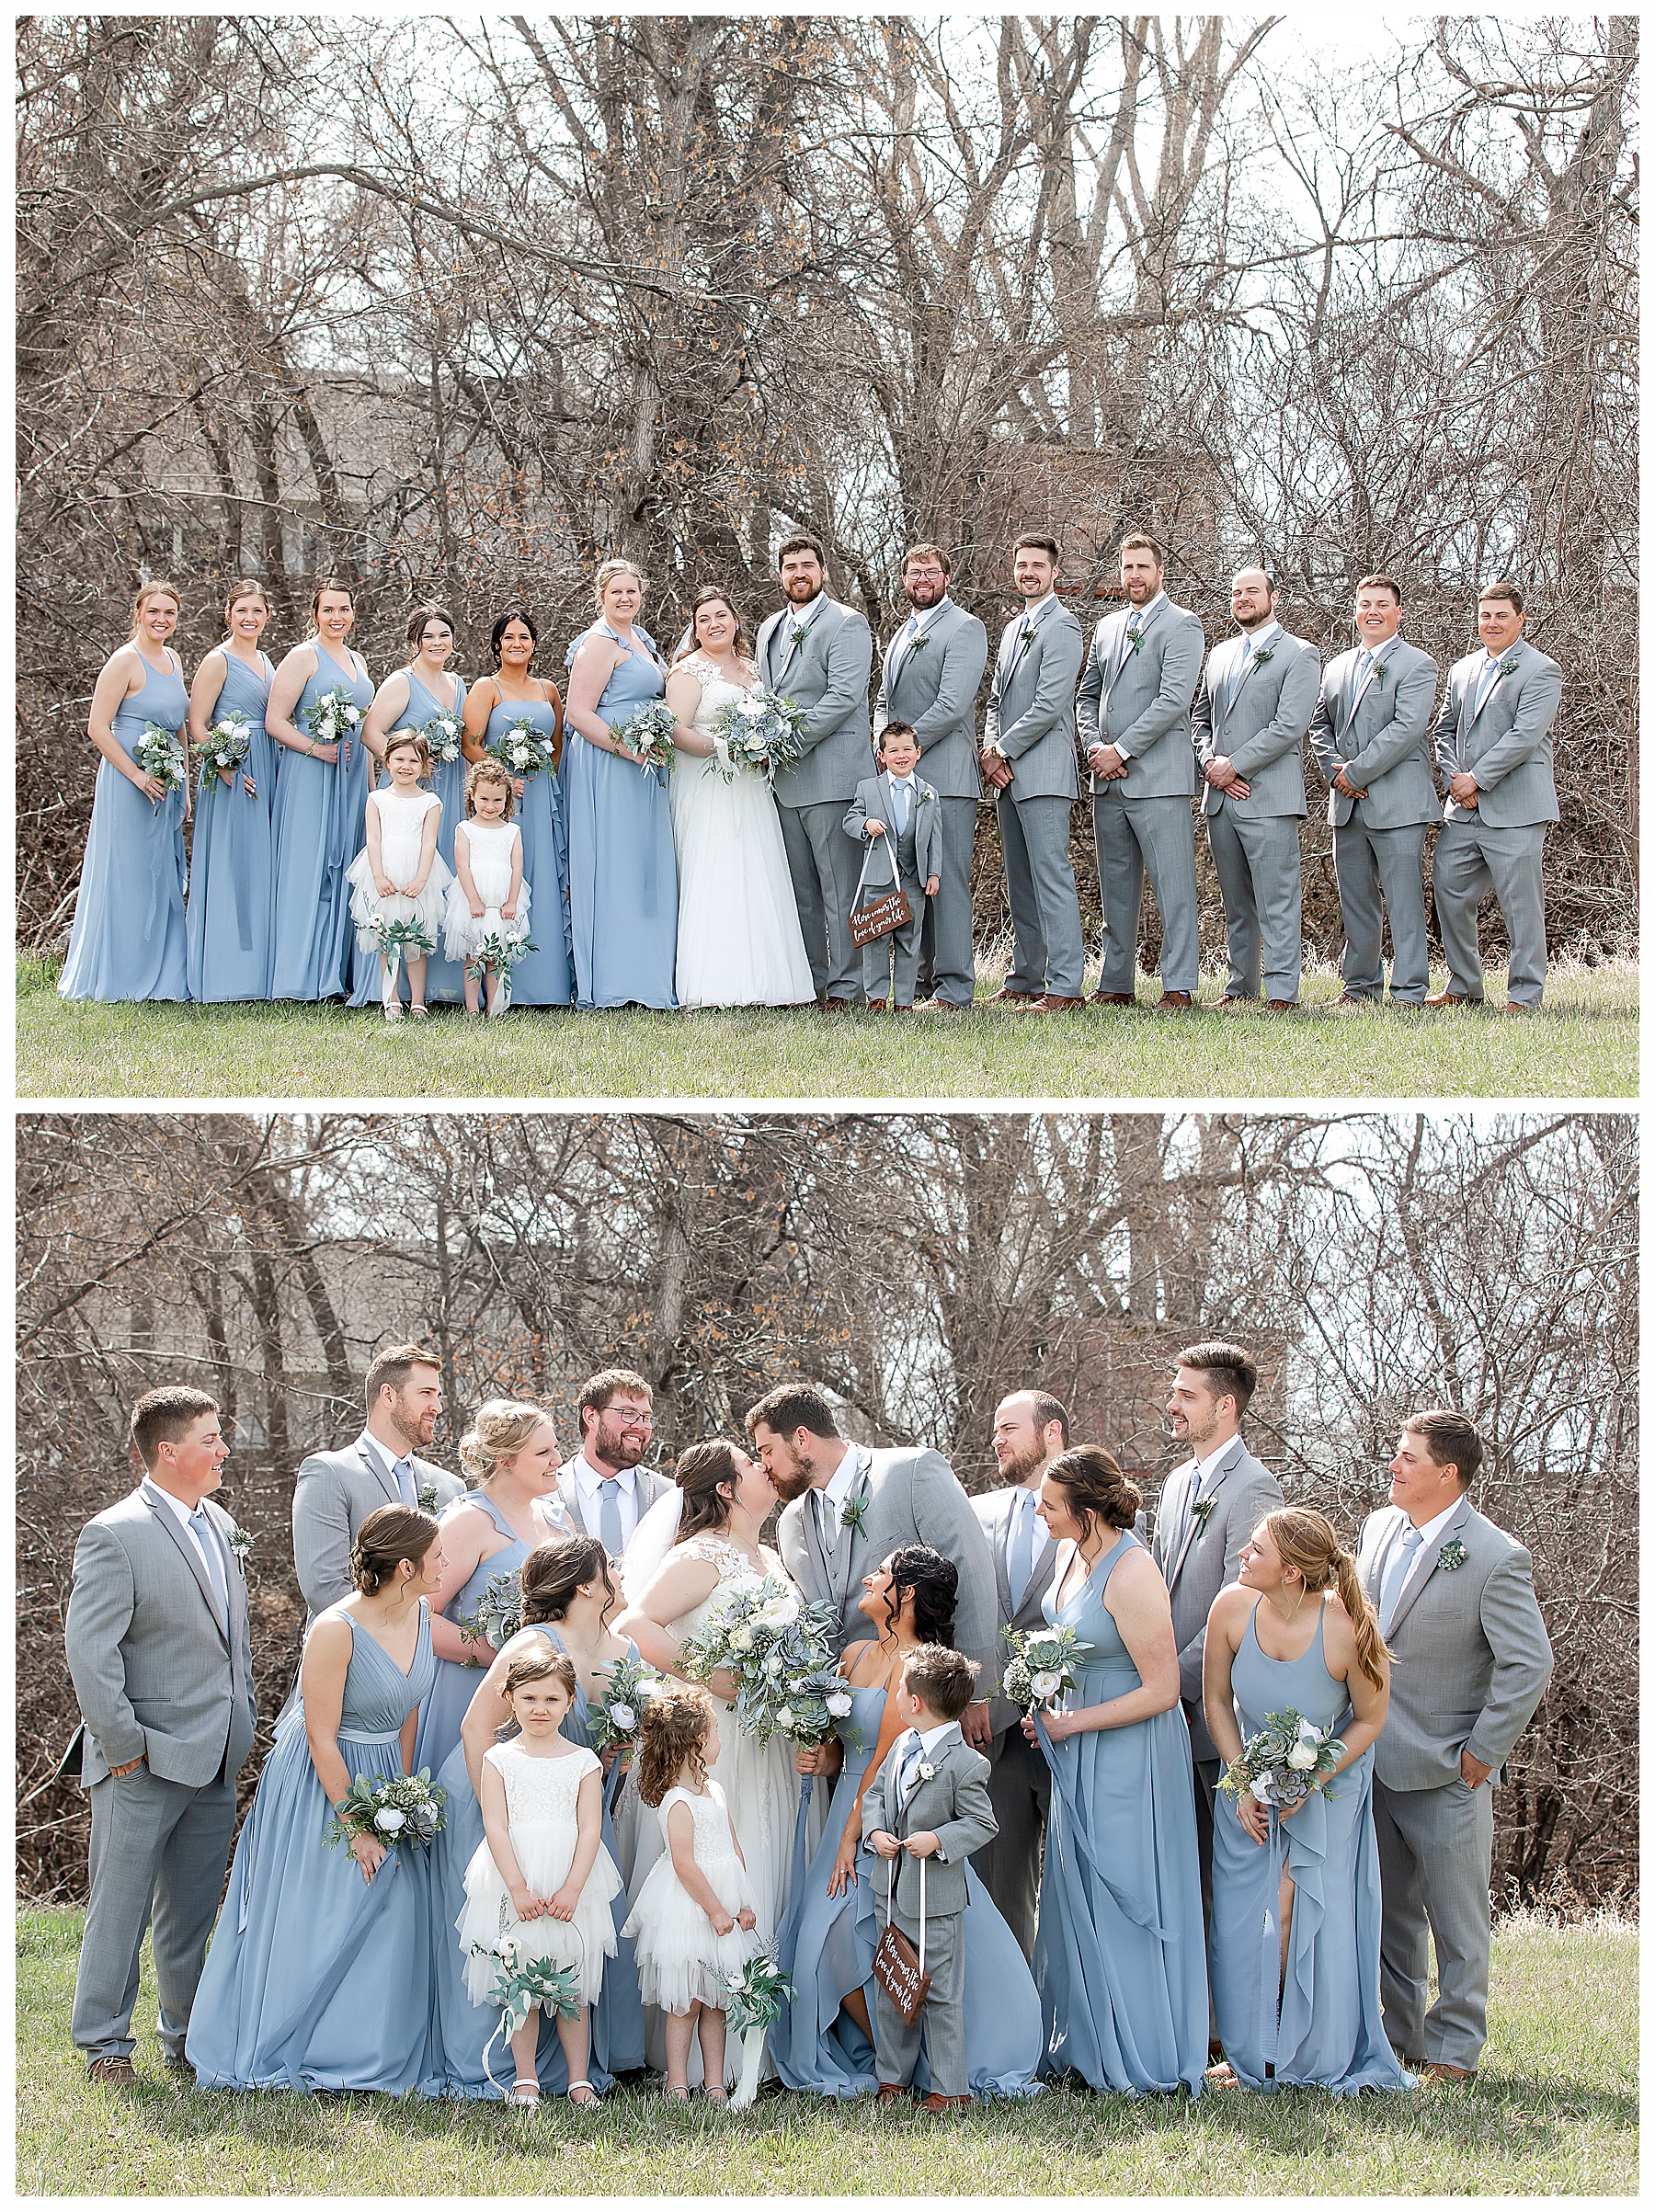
267, 579, 373, 999
184, 579, 277, 1001
461, 610, 574, 1008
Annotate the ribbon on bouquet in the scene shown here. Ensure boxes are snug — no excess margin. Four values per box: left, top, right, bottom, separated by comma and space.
774, 1771, 817, 1977
1254, 1815, 1289, 2076
1030, 1712, 1169, 1942
479, 1925, 588, 2099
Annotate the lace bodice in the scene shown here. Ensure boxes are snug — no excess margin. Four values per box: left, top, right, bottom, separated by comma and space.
657, 1779, 737, 1860
679, 655, 760, 735
484, 1739, 599, 1825
665, 1534, 788, 1642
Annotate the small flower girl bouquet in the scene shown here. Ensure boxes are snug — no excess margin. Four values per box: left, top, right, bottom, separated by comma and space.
467, 1937, 583, 2093
484, 714, 557, 779
676, 1574, 839, 1745
1218, 1708, 1347, 1810
191, 708, 251, 793
611, 699, 678, 778
132, 722, 187, 797
325, 1769, 447, 1853
703, 688, 806, 784
724, 1953, 795, 2109
1001, 1624, 1090, 1713
304, 686, 363, 765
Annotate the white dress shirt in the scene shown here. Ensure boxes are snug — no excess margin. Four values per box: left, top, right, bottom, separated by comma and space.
142, 1477, 227, 1620
895, 1718, 963, 1848
815, 1446, 865, 1553
1390, 1498, 1461, 1611
575, 1454, 639, 1547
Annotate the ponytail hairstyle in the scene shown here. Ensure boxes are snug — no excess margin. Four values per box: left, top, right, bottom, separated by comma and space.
128, 580, 182, 640
519, 1534, 614, 1625
1265, 1508, 1389, 1692
350, 1503, 439, 1594
882, 1545, 959, 1647
635, 1682, 713, 1807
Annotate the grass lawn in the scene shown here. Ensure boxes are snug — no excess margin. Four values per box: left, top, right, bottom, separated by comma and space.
15, 1905, 1637, 2195
17, 953, 1638, 1100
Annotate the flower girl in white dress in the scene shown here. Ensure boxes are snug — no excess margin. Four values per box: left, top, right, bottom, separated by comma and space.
456, 1649, 623, 2106
621, 1684, 764, 2102
443, 759, 531, 1017
345, 729, 451, 1018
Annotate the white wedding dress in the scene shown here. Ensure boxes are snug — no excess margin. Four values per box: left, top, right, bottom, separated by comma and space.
668, 656, 816, 1008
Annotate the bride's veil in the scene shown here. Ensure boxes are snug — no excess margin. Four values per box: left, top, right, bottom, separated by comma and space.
622, 1481, 684, 1601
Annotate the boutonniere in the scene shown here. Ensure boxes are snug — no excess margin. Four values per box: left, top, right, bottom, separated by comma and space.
225, 1525, 252, 1573
788, 616, 816, 648
1126, 627, 1147, 655
1372, 660, 1390, 685
1018, 621, 1036, 645
917, 1762, 936, 1784
1437, 1538, 1468, 1572
417, 1481, 439, 1514
1251, 647, 1276, 668
1190, 1495, 1218, 1537
907, 633, 931, 655
840, 1495, 869, 1538
1495, 652, 1520, 678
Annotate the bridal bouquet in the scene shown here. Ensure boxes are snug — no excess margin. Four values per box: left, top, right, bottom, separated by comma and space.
1002, 1624, 1090, 1713
458, 1569, 523, 1653
132, 722, 187, 796
485, 714, 557, 779
415, 711, 463, 766
677, 1574, 839, 1745
304, 685, 363, 759
586, 1652, 667, 1753
612, 699, 678, 778
703, 688, 806, 784
1218, 1708, 1347, 1811
191, 708, 251, 792
325, 1768, 447, 1852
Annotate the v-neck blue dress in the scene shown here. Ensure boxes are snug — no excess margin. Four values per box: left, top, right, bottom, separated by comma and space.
187, 1604, 438, 2092
563, 623, 679, 1008
185, 648, 276, 1000
268, 641, 374, 998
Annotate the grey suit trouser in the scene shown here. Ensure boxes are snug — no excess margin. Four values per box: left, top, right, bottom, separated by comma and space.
916, 795, 978, 1005
1092, 792, 1201, 996
779, 799, 862, 1000
860, 869, 926, 1005
1373, 1774, 1496, 2069
72, 1762, 239, 2063
873, 1907, 966, 2096
1204, 804, 1303, 1001
1432, 817, 1548, 1007
997, 790, 1085, 998
976, 1727, 1049, 1962
1332, 818, 1431, 1000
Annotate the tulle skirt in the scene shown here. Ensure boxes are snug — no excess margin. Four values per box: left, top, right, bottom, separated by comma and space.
621, 1841, 763, 2014
457, 1817, 622, 2010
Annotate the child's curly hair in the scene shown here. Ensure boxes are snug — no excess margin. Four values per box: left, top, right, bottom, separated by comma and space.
464, 757, 515, 819
634, 1682, 714, 1807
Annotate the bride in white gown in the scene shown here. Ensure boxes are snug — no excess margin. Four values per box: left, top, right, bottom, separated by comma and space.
664, 589, 816, 1008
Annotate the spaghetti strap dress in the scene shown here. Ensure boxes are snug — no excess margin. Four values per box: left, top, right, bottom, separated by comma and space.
563, 622, 679, 1008
185, 648, 277, 1000
269, 641, 374, 998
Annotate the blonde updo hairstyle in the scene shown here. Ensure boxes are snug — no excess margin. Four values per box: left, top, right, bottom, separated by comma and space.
458, 1399, 554, 1486
1265, 1508, 1390, 1691
594, 557, 646, 608
350, 1503, 439, 1594
128, 581, 182, 639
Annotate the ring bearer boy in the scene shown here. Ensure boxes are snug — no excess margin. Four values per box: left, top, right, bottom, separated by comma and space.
844, 721, 942, 1012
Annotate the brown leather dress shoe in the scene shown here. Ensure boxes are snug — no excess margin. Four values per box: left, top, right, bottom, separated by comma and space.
1423, 986, 1471, 1008
86, 2056, 138, 2085
1214, 993, 1256, 1008
919, 2091, 975, 2114
1421, 2059, 1477, 2083
1505, 999, 1536, 1016
1088, 989, 1137, 1006
890, 1003, 916, 1015
865, 998, 887, 1010
876, 2081, 909, 2104
822, 997, 855, 1013
917, 997, 969, 1012
1330, 991, 1375, 1009
1026, 993, 1084, 1011
984, 986, 1037, 1004
1265, 998, 1301, 1013
1156, 990, 1193, 1010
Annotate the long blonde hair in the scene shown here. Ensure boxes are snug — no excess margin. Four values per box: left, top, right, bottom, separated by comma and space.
1266, 1508, 1389, 1691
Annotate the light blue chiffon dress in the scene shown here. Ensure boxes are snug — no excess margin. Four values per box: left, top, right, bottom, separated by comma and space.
770, 1681, 1043, 2098
1031, 1532, 1209, 2094
187, 1606, 438, 2093
563, 623, 678, 1008
1209, 1603, 1414, 2093
185, 649, 276, 1000
478, 690, 574, 1007
58, 649, 189, 1002
268, 642, 373, 999
425, 1629, 646, 2096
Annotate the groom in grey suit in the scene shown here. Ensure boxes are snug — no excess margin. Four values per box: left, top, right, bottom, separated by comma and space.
64, 1387, 258, 2080
1192, 566, 1320, 1009
979, 534, 1087, 1009
746, 1384, 999, 1709
291, 1341, 463, 1623
1357, 1409, 1553, 2079
1426, 578, 1564, 1012
755, 533, 876, 1009
1151, 1342, 1284, 1939
1307, 573, 1441, 1005
554, 1366, 677, 1566
873, 543, 989, 1009
969, 1388, 1067, 1957
1078, 532, 1207, 1009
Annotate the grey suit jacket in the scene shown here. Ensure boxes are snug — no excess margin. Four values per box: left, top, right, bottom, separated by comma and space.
757, 594, 875, 809
65, 1485, 257, 1789
1307, 638, 1441, 829
554, 1455, 678, 1551
971, 1485, 1059, 1739
983, 600, 1084, 801
1356, 1496, 1553, 1792
291, 1431, 465, 1621
1150, 1438, 1284, 1763
862, 1729, 997, 1920
845, 771, 942, 889
1192, 627, 1319, 819
1431, 637, 1563, 828
1077, 595, 1205, 800
874, 599, 988, 800
776, 1443, 999, 1681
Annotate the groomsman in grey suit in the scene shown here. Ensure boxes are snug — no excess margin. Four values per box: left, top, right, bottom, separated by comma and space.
755, 534, 876, 1009
554, 1366, 677, 1565
1192, 566, 1320, 1010
291, 1341, 463, 1623
1426, 579, 1564, 1012
1307, 574, 1441, 1006
969, 1388, 1067, 1957
747, 1384, 999, 1709
979, 534, 1087, 1009
1151, 1342, 1284, 1934
1357, 1410, 1553, 2080
64, 1387, 258, 2081
1079, 533, 1207, 1009
873, 543, 989, 1010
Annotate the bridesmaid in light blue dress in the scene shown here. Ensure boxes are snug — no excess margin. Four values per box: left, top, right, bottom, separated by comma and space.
461, 610, 574, 1007
188, 1504, 444, 2093
413, 1400, 573, 1775
1204, 1508, 1412, 2094
267, 580, 373, 999
772, 1548, 1043, 2100
185, 579, 277, 1001
562, 560, 684, 1009
59, 581, 189, 1002
1027, 1447, 1208, 2095
427, 1534, 645, 2097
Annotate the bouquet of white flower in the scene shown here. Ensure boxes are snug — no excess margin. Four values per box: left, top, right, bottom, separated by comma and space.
371, 915, 437, 961
724, 1952, 796, 2109
676, 1573, 839, 1745
703, 688, 806, 784
586, 1651, 667, 1753
484, 715, 557, 779
468, 1938, 582, 2092
612, 699, 678, 779
132, 722, 187, 795
191, 709, 251, 793
415, 712, 463, 766
325, 1768, 447, 1853
465, 929, 536, 984
1001, 1624, 1090, 1713
1218, 1707, 1347, 1811
458, 1569, 523, 1655
304, 686, 363, 761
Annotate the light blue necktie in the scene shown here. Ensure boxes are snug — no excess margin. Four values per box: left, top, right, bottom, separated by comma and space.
896, 1734, 922, 1807
1354, 646, 1374, 690
1007, 1489, 1035, 1611
1473, 655, 1502, 715
1227, 635, 1254, 709
891, 780, 910, 837
1380, 1526, 1424, 1638
189, 1507, 229, 1625
392, 1455, 417, 1507
599, 1477, 624, 1561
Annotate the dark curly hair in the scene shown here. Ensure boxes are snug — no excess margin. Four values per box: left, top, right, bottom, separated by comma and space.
879, 1545, 958, 1647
